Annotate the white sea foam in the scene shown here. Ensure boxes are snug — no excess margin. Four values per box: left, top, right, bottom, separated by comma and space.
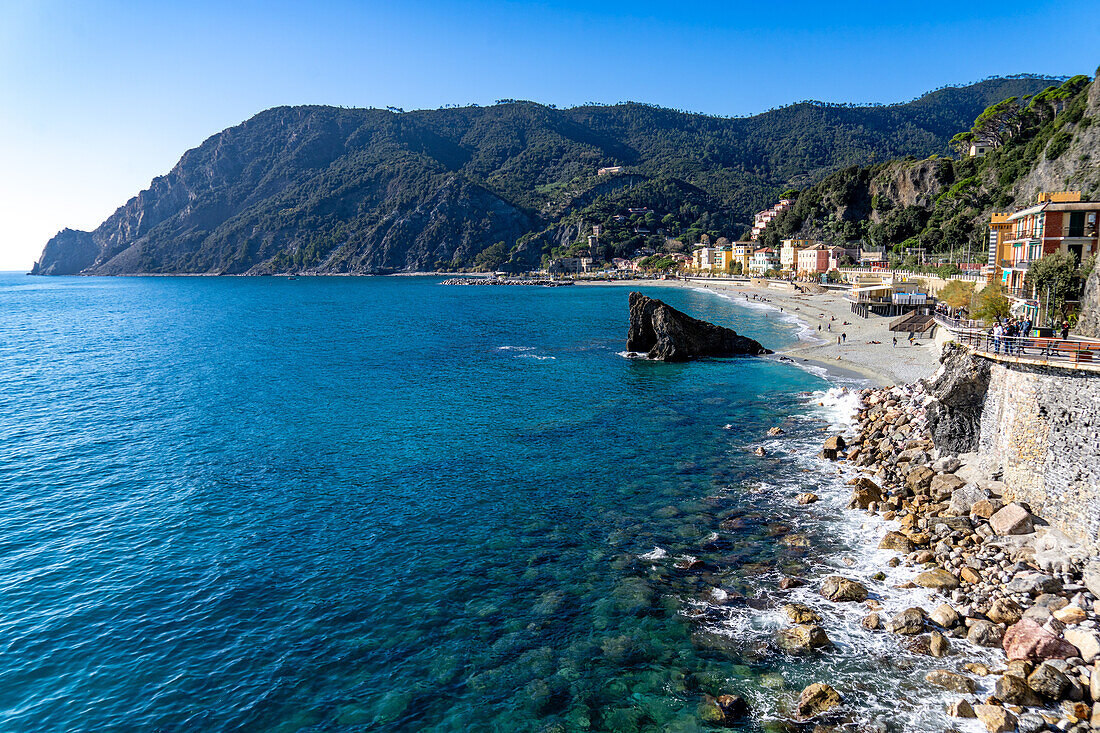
516, 354, 556, 360
639, 547, 668, 560
685, 386, 994, 732
496, 345, 535, 352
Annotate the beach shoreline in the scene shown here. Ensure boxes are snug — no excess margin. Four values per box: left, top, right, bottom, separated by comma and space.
674, 278, 942, 387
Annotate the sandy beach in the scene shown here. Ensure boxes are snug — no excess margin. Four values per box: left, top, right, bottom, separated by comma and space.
676, 278, 943, 387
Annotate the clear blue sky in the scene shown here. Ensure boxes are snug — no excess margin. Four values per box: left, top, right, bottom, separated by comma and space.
2, 0, 1098, 270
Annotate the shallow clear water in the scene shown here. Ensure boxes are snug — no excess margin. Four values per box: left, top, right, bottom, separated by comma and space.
0, 275, 978, 732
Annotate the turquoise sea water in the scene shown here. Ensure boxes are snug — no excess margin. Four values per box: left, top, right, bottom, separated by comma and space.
0, 275, 969, 732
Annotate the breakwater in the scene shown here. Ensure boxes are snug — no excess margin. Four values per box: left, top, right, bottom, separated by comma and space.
440, 277, 573, 286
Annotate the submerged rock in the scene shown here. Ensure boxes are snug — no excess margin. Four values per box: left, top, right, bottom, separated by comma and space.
698, 693, 749, 726
925, 669, 977, 693
625, 292, 771, 361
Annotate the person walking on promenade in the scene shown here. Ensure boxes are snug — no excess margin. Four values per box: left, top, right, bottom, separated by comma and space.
1062, 321, 1070, 341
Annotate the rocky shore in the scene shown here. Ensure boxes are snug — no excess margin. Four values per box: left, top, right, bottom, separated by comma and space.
767, 377, 1100, 732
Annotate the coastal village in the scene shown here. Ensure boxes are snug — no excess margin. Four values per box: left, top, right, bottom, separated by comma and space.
539, 184, 1099, 344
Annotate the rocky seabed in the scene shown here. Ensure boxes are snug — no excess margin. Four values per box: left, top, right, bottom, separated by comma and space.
662, 380, 1100, 732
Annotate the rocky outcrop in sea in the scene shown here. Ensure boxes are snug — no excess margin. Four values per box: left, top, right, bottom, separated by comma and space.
625, 291, 771, 361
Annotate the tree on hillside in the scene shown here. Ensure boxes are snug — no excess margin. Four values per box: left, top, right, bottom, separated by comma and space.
473, 241, 509, 271
939, 280, 975, 310
968, 97, 1024, 148
973, 283, 1011, 323
1025, 251, 1082, 324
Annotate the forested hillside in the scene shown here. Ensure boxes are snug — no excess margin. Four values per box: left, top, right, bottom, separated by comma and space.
32, 75, 1063, 275
759, 72, 1100, 265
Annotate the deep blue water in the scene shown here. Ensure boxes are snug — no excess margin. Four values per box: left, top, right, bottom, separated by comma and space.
0, 275, 961, 732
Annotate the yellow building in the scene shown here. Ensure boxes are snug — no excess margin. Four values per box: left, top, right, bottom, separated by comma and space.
715, 246, 734, 272
986, 212, 1014, 277
732, 244, 752, 274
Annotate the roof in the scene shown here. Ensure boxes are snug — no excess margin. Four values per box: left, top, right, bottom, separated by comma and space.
1007, 200, 1100, 221
1007, 204, 1047, 221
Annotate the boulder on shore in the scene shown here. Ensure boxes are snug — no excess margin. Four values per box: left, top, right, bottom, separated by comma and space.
797, 682, 842, 718
820, 576, 868, 602
626, 292, 771, 361
1002, 619, 1078, 662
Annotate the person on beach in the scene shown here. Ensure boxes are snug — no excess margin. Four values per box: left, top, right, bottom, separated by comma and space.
841, 332, 846, 343
892, 336, 897, 348
836, 335, 841, 345
908, 332, 915, 346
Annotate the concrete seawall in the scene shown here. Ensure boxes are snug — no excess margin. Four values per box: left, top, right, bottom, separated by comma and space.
977, 360, 1100, 549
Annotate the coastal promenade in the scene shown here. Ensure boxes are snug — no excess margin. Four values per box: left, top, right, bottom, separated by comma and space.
934, 314, 1100, 374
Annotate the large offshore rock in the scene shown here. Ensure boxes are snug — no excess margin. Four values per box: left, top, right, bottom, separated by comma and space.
626, 292, 771, 361
922, 342, 991, 453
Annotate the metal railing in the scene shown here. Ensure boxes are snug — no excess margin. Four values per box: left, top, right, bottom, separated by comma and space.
933, 313, 985, 331
950, 329, 1100, 370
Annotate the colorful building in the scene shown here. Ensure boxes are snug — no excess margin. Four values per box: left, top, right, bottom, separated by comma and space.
779, 239, 817, 275
749, 248, 779, 276
796, 243, 830, 277
732, 244, 752, 274
692, 247, 717, 271
1001, 191, 1100, 297
987, 212, 1014, 273
750, 199, 793, 241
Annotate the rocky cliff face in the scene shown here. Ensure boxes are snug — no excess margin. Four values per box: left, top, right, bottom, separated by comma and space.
869, 159, 954, 218
923, 342, 992, 453
626, 292, 771, 361
1078, 267, 1100, 339
1012, 75, 1100, 203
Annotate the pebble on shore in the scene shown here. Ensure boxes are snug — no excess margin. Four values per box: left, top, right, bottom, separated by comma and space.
811, 379, 1100, 733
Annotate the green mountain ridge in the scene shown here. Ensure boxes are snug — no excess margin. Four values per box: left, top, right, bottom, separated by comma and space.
758, 71, 1100, 262
32, 75, 1066, 275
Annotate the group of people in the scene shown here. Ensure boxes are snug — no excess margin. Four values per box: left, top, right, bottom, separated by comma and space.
988, 317, 1072, 356
989, 317, 1031, 355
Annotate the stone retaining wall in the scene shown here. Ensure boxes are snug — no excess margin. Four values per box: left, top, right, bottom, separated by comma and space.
978, 361, 1100, 548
